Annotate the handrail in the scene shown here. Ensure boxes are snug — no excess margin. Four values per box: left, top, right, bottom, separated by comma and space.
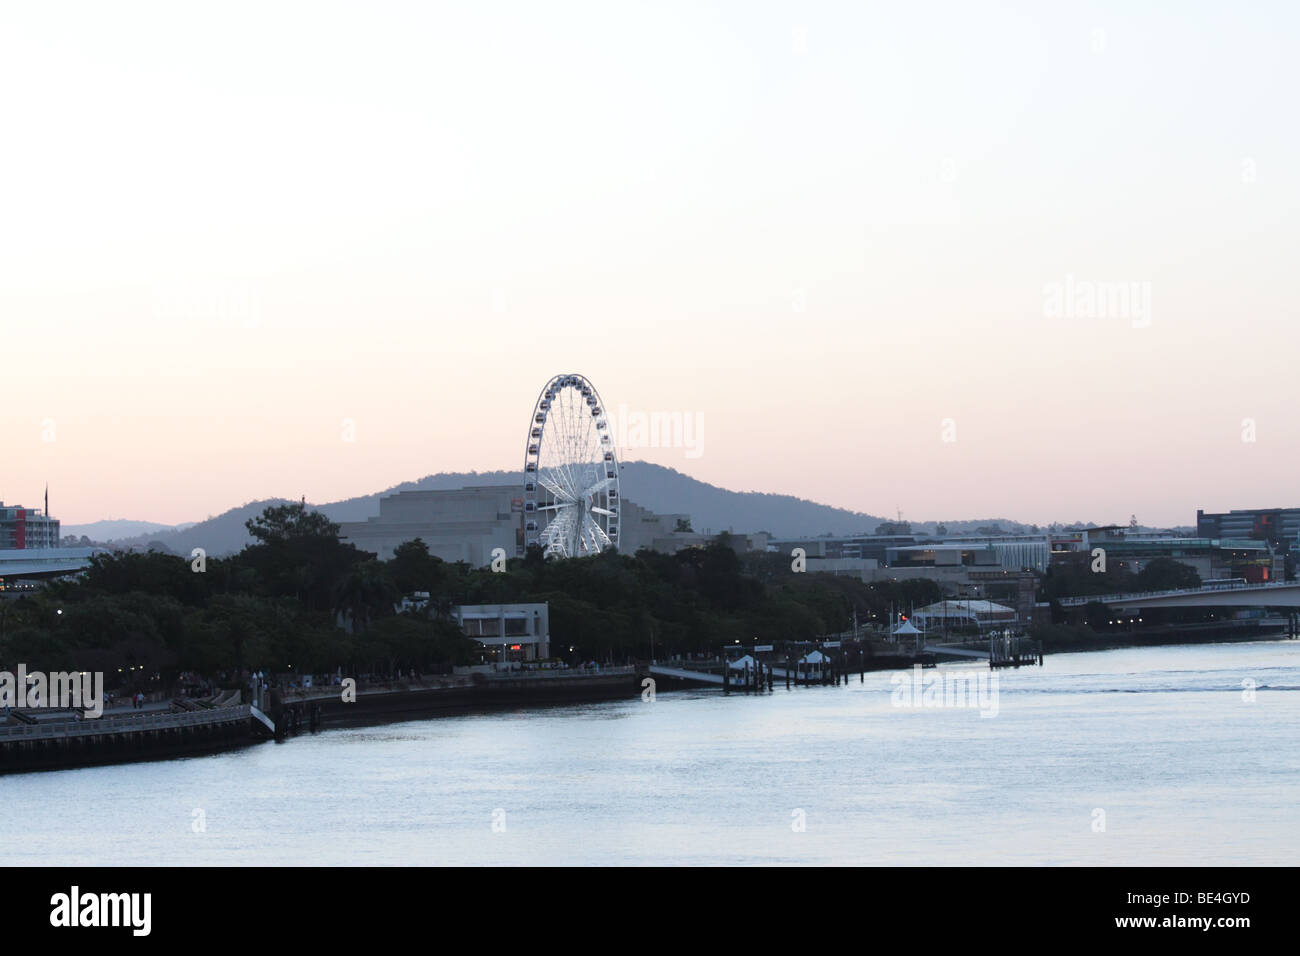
0, 705, 251, 741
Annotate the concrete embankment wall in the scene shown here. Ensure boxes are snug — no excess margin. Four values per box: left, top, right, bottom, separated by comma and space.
0, 707, 261, 774
2, 672, 646, 772
274, 671, 644, 731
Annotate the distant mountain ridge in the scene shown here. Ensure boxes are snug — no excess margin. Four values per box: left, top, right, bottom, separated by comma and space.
62, 519, 194, 541
79, 462, 1044, 557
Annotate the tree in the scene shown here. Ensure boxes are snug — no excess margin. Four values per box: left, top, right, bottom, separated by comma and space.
361, 616, 475, 675
238, 502, 371, 613
388, 538, 449, 596
1135, 557, 1200, 592
246, 502, 341, 545
81, 550, 210, 606
333, 560, 399, 634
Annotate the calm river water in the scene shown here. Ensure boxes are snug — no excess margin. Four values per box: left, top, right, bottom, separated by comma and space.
3, 641, 1297, 865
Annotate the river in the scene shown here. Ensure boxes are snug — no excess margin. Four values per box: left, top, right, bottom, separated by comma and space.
2, 640, 1297, 865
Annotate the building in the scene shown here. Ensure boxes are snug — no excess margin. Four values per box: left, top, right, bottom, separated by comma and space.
613, 499, 690, 553
0, 502, 60, 549
0, 546, 99, 591
1196, 508, 1300, 551
770, 532, 1051, 573
340, 485, 522, 566
339, 483, 720, 566
888, 537, 1051, 573
1052, 526, 1279, 583
912, 600, 1018, 632
453, 603, 550, 662
768, 532, 1049, 600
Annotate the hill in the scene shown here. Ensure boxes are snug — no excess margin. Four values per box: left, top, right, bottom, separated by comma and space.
88, 462, 1038, 557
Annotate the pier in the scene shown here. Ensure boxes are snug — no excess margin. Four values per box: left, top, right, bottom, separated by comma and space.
647, 645, 935, 692
922, 636, 1044, 668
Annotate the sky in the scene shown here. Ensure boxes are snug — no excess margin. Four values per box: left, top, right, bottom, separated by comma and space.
1, 1, 1297, 528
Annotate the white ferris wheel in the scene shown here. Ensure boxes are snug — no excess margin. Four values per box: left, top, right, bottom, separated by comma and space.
522, 373, 621, 559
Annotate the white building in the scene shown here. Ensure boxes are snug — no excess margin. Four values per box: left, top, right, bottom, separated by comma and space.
341, 485, 522, 566
454, 602, 550, 662
340, 483, 709, 566
912, 600, 1017, 632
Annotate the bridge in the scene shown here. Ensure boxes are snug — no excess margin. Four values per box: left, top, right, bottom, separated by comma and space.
0, 546, 100, 581
1056, 580, 1300, 611
648, 663, 808, 686
648, 664, 727, 685
920, 644, 988, 659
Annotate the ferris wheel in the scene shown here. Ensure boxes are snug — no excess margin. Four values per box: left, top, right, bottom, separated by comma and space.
522, 373, 620, 559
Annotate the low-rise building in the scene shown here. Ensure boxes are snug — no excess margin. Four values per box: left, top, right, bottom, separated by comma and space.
1052, 526, 1278, 582
1196, 508, 1300, 549
339, 483, 732, 565
340, 485, 522, 566
912, 600, 1018, 632
453, 603, 550, 662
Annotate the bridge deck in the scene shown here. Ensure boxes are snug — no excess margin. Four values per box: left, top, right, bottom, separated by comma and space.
1057, 580, 1300, 609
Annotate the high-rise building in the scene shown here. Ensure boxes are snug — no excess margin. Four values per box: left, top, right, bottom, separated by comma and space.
0, 502, 61, 549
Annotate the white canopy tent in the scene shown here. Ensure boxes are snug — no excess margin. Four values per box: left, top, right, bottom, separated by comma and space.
891, 619, 922, 645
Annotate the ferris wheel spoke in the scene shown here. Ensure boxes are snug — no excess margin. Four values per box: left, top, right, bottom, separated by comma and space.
588, 515, 612, 546
537, 473, 573, 503
551, 395, 583, 500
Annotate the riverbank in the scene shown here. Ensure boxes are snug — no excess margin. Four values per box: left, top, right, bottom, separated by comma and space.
1033, 618, 1293, 654
6, 623, 1295, 774
270, 668, 642, 733
0, 669, 645, 773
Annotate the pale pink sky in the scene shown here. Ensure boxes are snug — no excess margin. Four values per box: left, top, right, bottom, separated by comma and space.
2, 2, 1297, 528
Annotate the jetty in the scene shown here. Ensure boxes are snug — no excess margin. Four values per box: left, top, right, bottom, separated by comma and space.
647, 640, 939, 693
921, 635, 1043, 668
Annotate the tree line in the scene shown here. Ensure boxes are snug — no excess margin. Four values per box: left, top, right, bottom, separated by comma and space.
0, 505, 941, 692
